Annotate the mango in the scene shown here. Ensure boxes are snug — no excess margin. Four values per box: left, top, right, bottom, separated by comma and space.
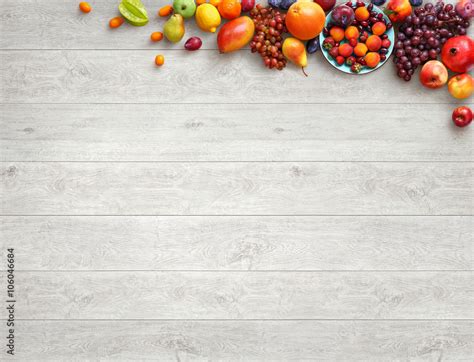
217, 16, 255, 53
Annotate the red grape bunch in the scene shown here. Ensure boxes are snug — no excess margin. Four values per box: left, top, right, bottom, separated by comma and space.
394, 1, 471, 81
249, 4, 288, 70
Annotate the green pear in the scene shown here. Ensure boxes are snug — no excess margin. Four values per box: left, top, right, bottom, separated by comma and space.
164, 14, 185, 43
173, 0, 196, 19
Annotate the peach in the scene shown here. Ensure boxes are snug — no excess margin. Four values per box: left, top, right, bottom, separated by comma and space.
338, 43, 353, 57
329, 26, 345, 42
448, 73, 473, 99
366, 35, 382, 51
365, 52, 381, 68
345, 26, 359, 40
372, 22, 386, 36
354, 6, 369, 21
419, 60, 448, 89
354, 42, 368, 57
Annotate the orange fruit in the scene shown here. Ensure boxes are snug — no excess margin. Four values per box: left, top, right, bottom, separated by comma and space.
354, 42, 368, 56
209, 0, 221, 7
150, 32, 164, 42
372, 22, 387, 36
366, 35, 382, 51
218, 0, 241, 20
109, 17, 124, 28
79, 2, 91, 13
155, 55, 165, 66
345, 26, 359, 40
338, 43, 354, 57
365, 52, 381, 68
354, 6, 369, 21
158, 5, 173, 17
329, 26, 344, 42
285, 1, 326, 40
196, 0, 207, 4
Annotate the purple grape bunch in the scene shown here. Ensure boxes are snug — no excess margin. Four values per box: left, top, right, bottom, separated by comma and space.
393, 1, 471, 81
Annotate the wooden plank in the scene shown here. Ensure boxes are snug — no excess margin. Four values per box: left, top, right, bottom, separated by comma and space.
1, 216, 471, 271
1, 50, 468, 104
2, 271, 472, 319
13, 320, 473, 360
0, 0, 218, 50
1, 162, 472, 215
1, 104, 472, 162
0, 0, 460, 50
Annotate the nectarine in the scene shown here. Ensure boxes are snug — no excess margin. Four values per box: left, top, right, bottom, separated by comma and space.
419, 60, 448, 89
448, 73, 473, 99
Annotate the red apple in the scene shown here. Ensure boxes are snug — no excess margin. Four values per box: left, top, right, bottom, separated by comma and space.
314, 0, 336, 12
419, 60, 448, 89
448, 73, 473, 99
441, 35, 474, 73
452, 106, 473, 127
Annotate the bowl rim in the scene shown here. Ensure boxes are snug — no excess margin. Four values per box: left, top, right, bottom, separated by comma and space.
319, 1, 395, 75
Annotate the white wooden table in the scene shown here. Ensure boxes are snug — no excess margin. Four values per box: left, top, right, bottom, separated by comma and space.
1, 0, 472, 360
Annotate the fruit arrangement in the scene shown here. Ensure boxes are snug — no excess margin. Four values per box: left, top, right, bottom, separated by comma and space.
394, 1, 471, 81
78, 0, 473, 128
320, 1, 394, 74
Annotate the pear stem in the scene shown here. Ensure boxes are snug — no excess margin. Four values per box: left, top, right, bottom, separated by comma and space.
301, 67, 308, 77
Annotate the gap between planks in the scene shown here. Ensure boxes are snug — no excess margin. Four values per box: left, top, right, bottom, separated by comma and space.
1, 102, 472, 105
12, 318, 474, 321
3, 161, 473, 163
5, 270, 473, 273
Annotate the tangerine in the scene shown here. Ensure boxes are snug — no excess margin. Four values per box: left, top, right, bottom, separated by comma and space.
218, 0, 241, 20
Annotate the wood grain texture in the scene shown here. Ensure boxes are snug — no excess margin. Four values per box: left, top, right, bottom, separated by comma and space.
0, 0, 218, 50
1, 50, 469, 104
0, 0, 460, 50
2, 0, 473, 359
1, 104, 472, 162
1, 162, 472, 215
1, 216, 471, 271
13, 320, 473, 361
2, 271, 472, 319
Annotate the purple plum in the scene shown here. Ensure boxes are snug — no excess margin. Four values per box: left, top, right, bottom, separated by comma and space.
331, 5, 355, 27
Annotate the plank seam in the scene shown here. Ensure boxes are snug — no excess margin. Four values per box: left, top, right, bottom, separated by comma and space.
2, 161, 473, 164
3, 270, 472, 273
1, 214, 472, 217
9, 318, 474, 321
2, 102, 472, 105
